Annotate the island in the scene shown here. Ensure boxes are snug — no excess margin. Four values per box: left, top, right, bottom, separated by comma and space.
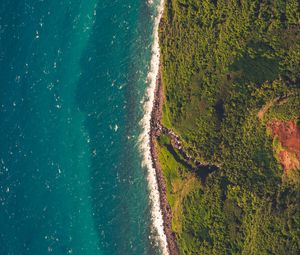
152, 1, 300, 254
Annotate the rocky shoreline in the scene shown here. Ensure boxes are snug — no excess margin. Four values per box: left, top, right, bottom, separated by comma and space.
150, 69, 179, 255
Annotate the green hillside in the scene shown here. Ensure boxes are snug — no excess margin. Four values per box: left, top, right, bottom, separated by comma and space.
158, 0, 300, 254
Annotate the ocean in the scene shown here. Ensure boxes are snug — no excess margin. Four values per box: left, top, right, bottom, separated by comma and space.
0, 0, 165, 254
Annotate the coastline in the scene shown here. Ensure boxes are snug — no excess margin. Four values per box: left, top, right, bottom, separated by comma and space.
143, 1, 300, 254
150, 69, 179, 255
139, 1, 179, 254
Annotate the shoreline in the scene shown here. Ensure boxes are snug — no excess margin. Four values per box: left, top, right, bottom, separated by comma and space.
139, 1, 178, 254
150, 69, 179, 255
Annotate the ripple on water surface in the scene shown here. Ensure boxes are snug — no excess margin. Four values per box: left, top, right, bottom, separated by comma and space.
0, 0, 161, 254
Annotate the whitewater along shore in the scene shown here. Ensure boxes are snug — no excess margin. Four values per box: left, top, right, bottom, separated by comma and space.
149, 68, 219, 255
150, 69, 179, 255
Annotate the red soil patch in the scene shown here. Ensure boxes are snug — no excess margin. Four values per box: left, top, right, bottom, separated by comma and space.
268, 120, 300, 171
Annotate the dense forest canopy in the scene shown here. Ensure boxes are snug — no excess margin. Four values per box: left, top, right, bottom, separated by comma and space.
158, 0, 300, 254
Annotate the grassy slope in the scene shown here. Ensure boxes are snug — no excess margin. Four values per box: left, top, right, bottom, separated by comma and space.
158, 0, 300, 254
157, 134, 201, 233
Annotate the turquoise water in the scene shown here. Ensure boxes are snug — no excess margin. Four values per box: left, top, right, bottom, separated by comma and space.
0, 0, 161, 254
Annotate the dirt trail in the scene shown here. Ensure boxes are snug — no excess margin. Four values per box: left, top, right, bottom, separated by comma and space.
257, 95, 289, 120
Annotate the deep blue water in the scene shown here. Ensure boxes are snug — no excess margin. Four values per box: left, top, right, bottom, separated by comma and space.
0, 0, 160, 254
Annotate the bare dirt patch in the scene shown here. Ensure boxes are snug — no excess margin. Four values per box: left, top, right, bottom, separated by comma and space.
268, 120, 300, 171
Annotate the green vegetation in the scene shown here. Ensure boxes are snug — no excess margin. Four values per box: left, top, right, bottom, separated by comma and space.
158, 0, 300, 254
157, 134, 201, 233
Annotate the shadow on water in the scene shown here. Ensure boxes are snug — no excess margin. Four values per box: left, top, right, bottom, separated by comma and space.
75, 1, 160, 255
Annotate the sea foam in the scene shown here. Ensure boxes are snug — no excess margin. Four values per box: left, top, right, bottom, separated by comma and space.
139, 0, 168, 255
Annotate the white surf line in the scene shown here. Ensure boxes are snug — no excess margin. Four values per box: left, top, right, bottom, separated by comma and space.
140, 0, 168, 254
